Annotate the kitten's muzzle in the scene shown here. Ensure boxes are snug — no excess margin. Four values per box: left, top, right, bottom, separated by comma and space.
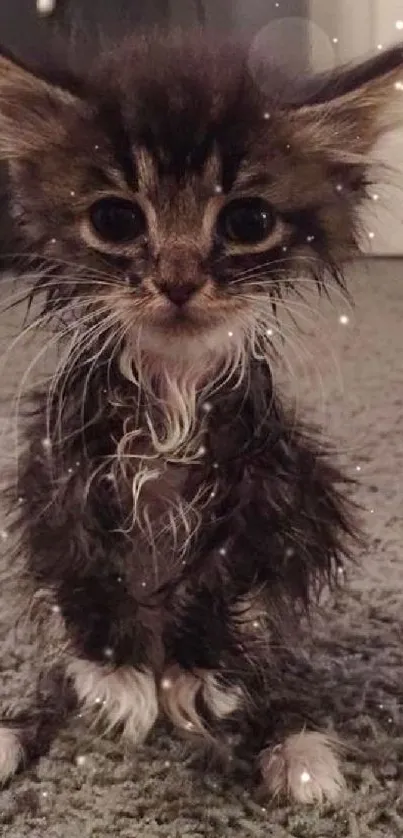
154, 242, 207, 307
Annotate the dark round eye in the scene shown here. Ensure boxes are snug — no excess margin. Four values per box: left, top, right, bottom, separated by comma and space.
217, 197, 276, 245
89, 197, 146, 244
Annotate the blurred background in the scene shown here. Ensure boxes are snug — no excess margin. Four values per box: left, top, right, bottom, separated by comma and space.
0, 0, 402, 254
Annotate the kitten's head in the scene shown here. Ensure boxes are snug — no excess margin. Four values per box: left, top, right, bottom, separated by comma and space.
1, 35, 403, 380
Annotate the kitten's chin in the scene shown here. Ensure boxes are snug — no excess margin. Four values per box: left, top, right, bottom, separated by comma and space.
120, 320, 245, 380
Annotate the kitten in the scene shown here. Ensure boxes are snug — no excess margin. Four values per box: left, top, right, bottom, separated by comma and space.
0, 33, 401, 805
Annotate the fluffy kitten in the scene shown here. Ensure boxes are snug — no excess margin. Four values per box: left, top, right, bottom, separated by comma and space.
0, 33, 401, 804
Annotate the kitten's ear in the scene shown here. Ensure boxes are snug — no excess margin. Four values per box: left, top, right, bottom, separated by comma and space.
0, 47, 82, 160
289, 45, 403, 159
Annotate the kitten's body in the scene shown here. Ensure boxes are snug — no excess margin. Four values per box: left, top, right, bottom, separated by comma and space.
0, 33, 402, 805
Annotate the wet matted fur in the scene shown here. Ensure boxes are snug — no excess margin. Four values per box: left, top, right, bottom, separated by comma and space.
0, 33, 402, 805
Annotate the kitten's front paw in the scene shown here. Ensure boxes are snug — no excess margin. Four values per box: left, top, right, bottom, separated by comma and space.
0, 727, 24, 784
259, 731, 346, 805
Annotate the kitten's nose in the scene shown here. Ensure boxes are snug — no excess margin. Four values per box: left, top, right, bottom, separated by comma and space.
156, 243, 206, 307
159, 281, 200, 307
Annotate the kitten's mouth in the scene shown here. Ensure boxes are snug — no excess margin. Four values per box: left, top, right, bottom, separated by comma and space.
150, 300, 218, 333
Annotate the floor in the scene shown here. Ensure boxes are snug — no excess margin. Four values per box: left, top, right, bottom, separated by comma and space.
0, 259, 403, 837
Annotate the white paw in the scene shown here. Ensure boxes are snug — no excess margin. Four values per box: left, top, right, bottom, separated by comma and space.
259, 730, 346, 805
0, 727, 24, 784
67, 659, 159, 744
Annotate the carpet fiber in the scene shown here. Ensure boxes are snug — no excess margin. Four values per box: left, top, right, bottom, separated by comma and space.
1, 259, 403, 837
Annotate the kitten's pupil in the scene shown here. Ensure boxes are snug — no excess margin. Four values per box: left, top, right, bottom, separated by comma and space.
218, 198, 275, 245
90, 197, 146, 244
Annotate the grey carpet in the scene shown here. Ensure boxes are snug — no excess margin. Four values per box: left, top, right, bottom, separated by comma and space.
0, 259, 403, 837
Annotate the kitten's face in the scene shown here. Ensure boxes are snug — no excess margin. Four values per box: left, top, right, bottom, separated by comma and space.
1, 36, 403, 369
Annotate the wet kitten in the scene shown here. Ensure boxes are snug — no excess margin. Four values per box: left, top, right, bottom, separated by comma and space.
0, 34, 402, 804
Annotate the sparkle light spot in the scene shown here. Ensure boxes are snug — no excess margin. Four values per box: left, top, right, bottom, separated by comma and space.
377, 44, 383, 50
94, 697, 103, 705
202, 401, 213, 413
372, 193, 379, 202
396, 20, 403, 30
337, 565, 344, 575
213, 462, 219, 470
50, 237, 57, 245
394, 81, 403, 91
263, 111, 271, 120
42, 791, 49, 798
197, 445, 206, 456
70, 190, 76, 197
332, 37, 338, 43
339, 314, 349, 325
370, 508, 375, 514
219, 546, 227, 556
51, 604, 60, 614
210, 490, 217, 499
185, 721, 194, 730
356, 465, 361, 472
42, 436, 52, 449
76, 755, 86, 766
141, 581, 147, 588
266, 328, 274, 337
117, 575, 123, 583
214, 185, 223, 194
282, 245, 288, 252
252, 620, 260, 629
228, 331, 234, 338
164, 760, 171, 768
103, 646, 114, 659
161, 678, 172, 691
368, 231, 375, 239
306, 235, 315, 243
335, 183, 343, 193
94, 144, 100, 151
300, 770, 311, 784
18, 496, 24, 503
36, 0, 55, 15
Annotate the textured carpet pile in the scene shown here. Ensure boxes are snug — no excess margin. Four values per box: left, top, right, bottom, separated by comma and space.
0, 259, 402, 837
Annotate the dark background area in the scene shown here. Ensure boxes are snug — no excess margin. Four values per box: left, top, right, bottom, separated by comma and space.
0, 0, 308, 61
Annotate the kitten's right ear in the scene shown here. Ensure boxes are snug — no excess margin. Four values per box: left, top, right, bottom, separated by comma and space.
0, 47, 83, 160
287, 44, 403, 159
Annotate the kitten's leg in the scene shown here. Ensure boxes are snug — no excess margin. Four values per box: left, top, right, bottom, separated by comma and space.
0, 582, 159, 782
159, 663, 345, 804
0, 664, 74, 784
0, 659, 159, 785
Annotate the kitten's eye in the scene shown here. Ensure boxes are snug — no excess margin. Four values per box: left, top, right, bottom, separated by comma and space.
217, 197, 276, 245
89, 197, 146, 244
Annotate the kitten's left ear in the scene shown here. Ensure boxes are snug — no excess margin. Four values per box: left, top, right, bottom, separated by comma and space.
289, 44, 403, 159
0, 47, 84, 160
